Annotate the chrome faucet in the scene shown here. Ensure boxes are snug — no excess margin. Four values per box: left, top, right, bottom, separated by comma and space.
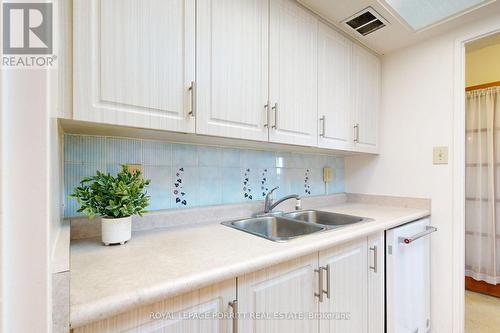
263, 186, 301, 214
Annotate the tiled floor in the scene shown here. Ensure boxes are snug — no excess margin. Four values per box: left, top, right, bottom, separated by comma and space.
465, 290, 500, 332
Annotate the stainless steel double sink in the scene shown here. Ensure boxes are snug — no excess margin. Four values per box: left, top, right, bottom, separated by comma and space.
221, 210, 371, 242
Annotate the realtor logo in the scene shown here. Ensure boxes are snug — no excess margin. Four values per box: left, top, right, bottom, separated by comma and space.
3, 3, 53, 54
2, 2, 55, 67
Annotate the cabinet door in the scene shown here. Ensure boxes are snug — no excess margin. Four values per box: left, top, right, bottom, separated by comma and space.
73, 279, 235, 333
73, 0, 195, 132
319, 238, 368, 333
368, 232, 385, 333
317, 22, 352, 150
351, 44, 380, 153
269, 0, 318, 146
197, 0, 269, 141
238, 254, 319, 333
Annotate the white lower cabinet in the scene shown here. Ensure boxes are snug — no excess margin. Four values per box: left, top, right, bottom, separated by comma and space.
319, 237, 368, 333
74, 235, 385, 333
237, 234, 385, 333
73, 279, 235, 333
368, 232, 385, 333
237, 253, 319, 333
318, 232, 385, 333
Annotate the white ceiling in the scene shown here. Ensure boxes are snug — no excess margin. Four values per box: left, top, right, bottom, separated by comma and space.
298, 0, 500, 55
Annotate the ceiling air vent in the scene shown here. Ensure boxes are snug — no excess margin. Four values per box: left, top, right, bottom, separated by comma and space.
343, 7, 389, 36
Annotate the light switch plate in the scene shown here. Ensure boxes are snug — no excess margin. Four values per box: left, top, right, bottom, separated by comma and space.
433, 146, 448, 164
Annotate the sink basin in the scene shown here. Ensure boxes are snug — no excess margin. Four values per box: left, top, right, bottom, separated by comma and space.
284, 210, 370, 228
222, 216, 325, 242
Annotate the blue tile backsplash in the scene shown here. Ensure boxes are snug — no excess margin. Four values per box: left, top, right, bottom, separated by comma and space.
63, 134, 345, 217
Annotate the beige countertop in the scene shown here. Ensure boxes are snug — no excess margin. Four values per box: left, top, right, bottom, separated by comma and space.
70, 202, 429, 327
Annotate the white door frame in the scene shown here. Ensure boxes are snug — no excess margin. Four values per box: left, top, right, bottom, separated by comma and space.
452, 23, 500, 333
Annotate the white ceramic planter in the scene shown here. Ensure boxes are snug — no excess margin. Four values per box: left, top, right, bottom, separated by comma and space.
101, 216, 132, 245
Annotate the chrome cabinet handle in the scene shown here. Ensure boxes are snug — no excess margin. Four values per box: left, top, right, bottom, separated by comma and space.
353, 123, 359, 143
264, 103, 269, 128
369, 246, 377, 273
188, 81, 196, 117
271, 103, 278, 129
399, 226, 437, 245
315, 265, 330, 301
314, 267, 324, 302
324, 264, 331, 299
228, 299, 238, 333
320, 116, 326, 137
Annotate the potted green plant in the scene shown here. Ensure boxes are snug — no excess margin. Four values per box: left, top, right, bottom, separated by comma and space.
71, 165, 151, 245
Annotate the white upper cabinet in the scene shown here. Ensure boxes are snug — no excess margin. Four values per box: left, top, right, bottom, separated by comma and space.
197, 0, 270, 141
73, 0, 381, 153
351, 43, 380, 153
317, 22, 352, 150
73, 0, 195, 132
269, 0, 318, 146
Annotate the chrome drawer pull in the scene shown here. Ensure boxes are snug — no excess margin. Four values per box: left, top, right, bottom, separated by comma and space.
399, 226, 437, 244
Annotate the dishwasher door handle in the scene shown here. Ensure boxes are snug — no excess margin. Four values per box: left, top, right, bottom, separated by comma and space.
399, 226, 437, 244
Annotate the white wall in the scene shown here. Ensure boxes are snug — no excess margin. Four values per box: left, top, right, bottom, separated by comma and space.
0, 37, 3, 332
50, 0, 69, 263
0, 0, 67, 330
345, 12, 500, 333
1, 70, 51, 332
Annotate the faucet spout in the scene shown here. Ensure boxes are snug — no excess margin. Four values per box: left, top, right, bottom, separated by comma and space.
263, 187, 301, 214
268, 194, 301, 212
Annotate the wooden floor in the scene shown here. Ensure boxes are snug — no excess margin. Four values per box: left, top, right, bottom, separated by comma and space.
465, 290, 500, 333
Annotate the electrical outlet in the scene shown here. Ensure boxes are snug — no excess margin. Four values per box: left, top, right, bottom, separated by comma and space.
323, 167, 333, 183
433, 146, 448, 165
127, 164, 143, 175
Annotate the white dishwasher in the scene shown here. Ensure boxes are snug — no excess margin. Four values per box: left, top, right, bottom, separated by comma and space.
386, 217, 436, 333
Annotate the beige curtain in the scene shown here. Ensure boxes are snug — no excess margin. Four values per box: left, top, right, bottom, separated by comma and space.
465, 86, 500, 284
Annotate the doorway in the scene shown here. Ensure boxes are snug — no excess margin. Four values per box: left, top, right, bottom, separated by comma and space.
463, 33, 500, 332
